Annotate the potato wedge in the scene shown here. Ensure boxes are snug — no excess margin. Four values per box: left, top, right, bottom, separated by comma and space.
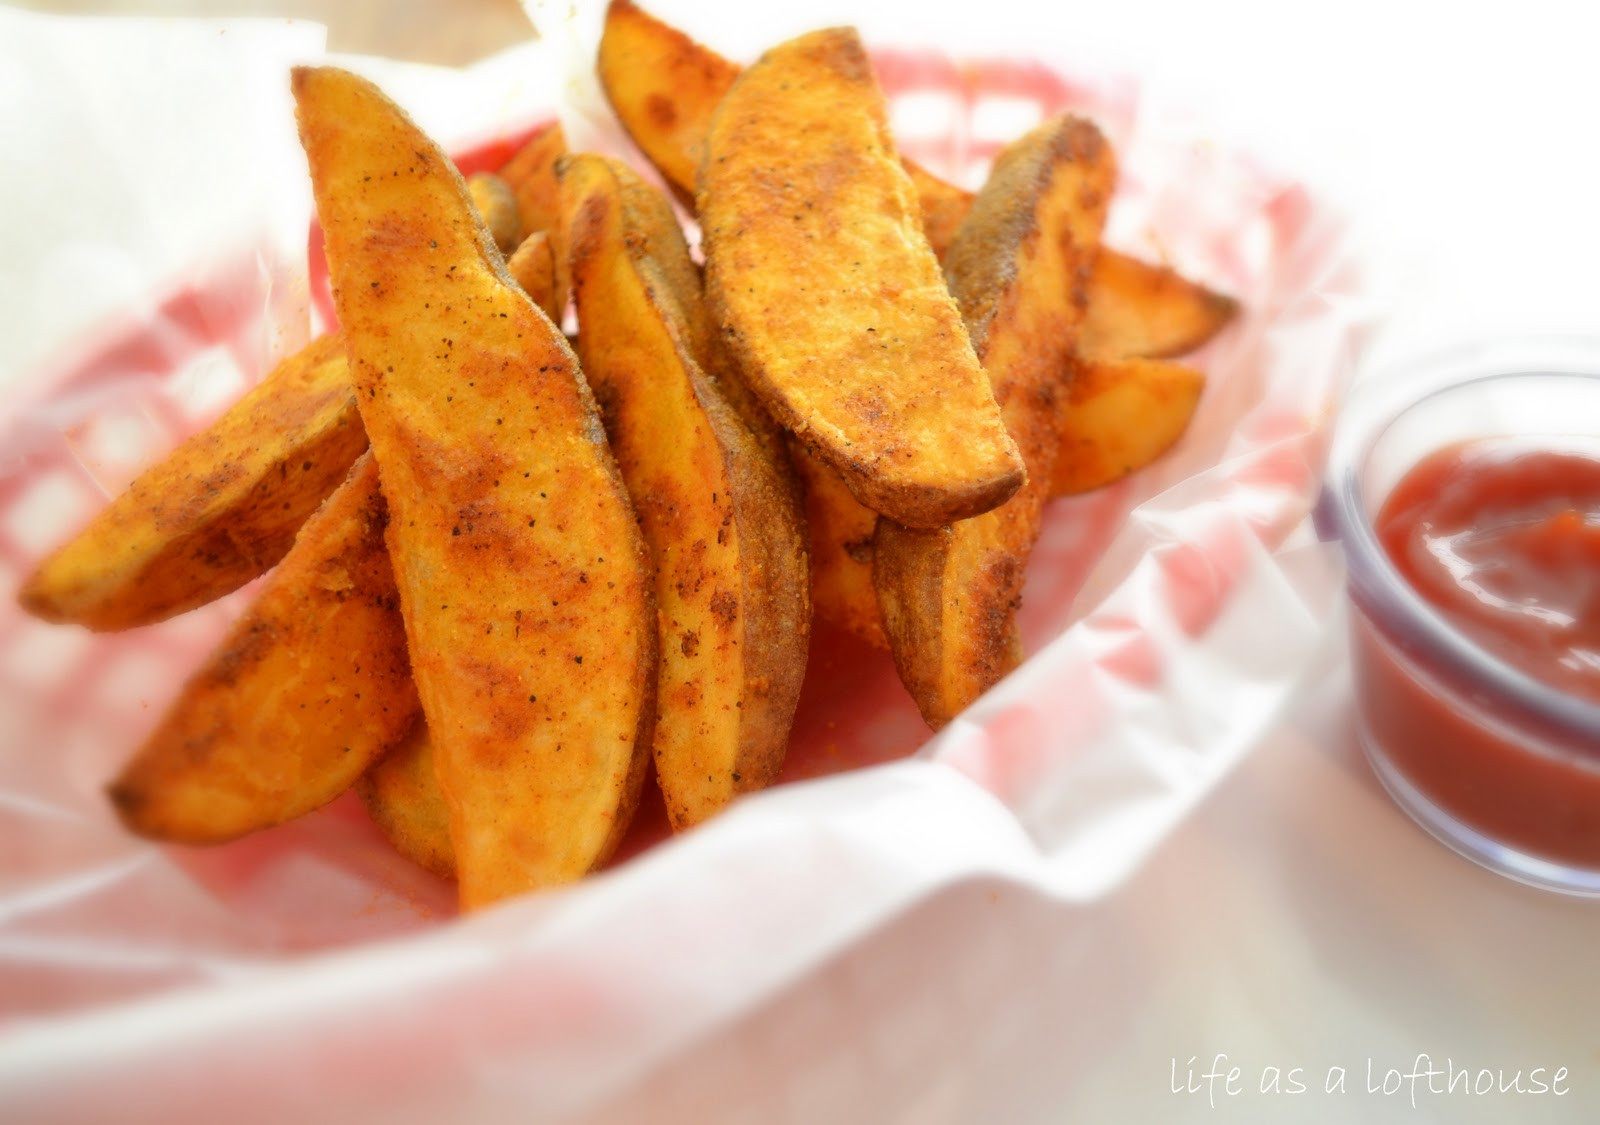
506, 229, 562, 322
1078, 250, 1239, 360
295, 65, 656, 908
497, 121, 571, 317
108, 452, 419, 842
876, 115, 1115, 729
597, 0, 735, 210
794, 443, 886, 649
600, 0, 969, 257
597, 1, 1236, 332
357, 722, 454, 880
19, 334, 366, 631
562, 154, 809, 829
1050, 356, 1205, 495
701, 27, 1022, 530
466, 171, 522, 253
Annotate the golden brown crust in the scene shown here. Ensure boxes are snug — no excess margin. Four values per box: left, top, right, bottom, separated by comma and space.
1079, 250, 1239, 360
295, 65, 656, 909
19, 334, 366, 631
876, 115, 1116, 728
108, 452, 420, 842
562, 154, 809, 830
700, 27, 1022, 530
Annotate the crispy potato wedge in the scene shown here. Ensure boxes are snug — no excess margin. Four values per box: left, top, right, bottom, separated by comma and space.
794, 443, 886, 649
701, 27, 1022, 530
598, 1, 1238, 338
295, 65, 656, 908
876, 115, 1115, 729
1078, 251, 1239, 360
600, 0, 969, 257
358, 721, 454, 880
19, 334, 366, 631
466, 171, 522, 253
497, 121, 570, 316
902, 159, 975, 261
1051, 356, 1205, 495
506, 229, 562, 322
108, 452, 419, 842
562, 154, 809, 829
597, 0, 736, 210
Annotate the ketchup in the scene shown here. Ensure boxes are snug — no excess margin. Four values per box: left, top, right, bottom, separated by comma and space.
1356, 437, 1600, 867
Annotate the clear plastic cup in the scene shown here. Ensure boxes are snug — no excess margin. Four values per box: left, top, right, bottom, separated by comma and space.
1320, 336, 1600, 896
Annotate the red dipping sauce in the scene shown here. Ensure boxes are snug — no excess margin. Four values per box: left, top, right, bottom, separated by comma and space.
1357, 437, 1600, 869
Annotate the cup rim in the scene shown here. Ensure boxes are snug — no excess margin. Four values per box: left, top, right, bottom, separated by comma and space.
1322, 333, 1600, 746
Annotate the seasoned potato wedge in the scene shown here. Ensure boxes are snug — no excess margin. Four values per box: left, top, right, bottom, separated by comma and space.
701, 27, 1022, 530
497, 121, 570, 317
597, 0, 735, 210
1078, 251, 1239, 360
562, 154, 810, 829
600, 0, 967, 258
466, 171, 522, 253
19, 334, 365, 631
876, 115, 1115, 728
506, 229, 562, 322
794, 444, 886, 649
295, 65, 657, 908
1051, 356, 1205, 495
902, 159, 975, 261
108, 453, 419, 842
357, 722, 454, 880
598, 2, 1238, 337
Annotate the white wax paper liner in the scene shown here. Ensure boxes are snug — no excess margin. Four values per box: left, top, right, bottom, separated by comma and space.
0, 6, 1370, 1120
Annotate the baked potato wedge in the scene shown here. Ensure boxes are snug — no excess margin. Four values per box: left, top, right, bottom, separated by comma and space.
466, 171, 522, 253
596, 1, 1235, 308
599, 0, 970, 258
597, 0, 735, 210
794, 444, 886, 649
496, 121, 570, 317
562, 154, 809, 829
701, 27, 1022, 530
295, 65, 656, 908
19, 333, 366, 631
108, 452, 419, 842
357, 721, 454, 880
506, 229, 562, 322
1078, 250, 1239, 360
876, 115, 1115, 728
1050, 356, 1205, 495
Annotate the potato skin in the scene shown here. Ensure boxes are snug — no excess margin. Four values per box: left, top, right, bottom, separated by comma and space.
876, 115, 1115, 729
19, 334, 365, 631
562, 154, 809, 830
109, 452, 419, 842
295, 65, 656, 909
700, 27, 1023, 530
